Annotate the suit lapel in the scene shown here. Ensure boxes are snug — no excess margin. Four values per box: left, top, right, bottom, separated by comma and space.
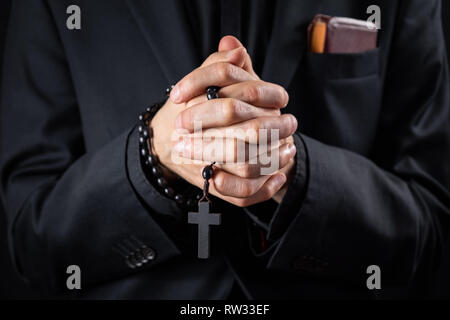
125, 0, 200, 84
262, 0, 325, 89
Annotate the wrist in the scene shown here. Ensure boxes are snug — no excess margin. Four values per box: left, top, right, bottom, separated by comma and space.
151, 105, 171, 164
138, 103, 187, 205
150, 103, 179, 182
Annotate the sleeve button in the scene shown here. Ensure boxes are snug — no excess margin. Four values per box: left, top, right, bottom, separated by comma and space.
141, 246, 156, 261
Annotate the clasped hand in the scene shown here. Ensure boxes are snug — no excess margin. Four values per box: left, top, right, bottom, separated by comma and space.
151, 36, 298, 207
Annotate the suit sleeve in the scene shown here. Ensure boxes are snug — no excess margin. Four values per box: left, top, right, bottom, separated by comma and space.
0, 0, 183, 292
264, 0, 450, 286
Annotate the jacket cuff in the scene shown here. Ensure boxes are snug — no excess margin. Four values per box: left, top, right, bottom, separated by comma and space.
265, 135, 352, 277
266, 133, 309, 240
126, 125, 184, 219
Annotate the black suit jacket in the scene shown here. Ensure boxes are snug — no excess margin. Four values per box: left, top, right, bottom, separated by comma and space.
1, 0, 449, 299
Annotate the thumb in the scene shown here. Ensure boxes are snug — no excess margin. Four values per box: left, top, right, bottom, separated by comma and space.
218, 35, 245, 52
218, 36, 259, 79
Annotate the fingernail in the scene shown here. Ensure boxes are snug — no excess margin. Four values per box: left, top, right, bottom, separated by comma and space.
175, 115, 183, 129
289, 144, 297, 157
275, 174, 287, 187
171, 85, 181, 103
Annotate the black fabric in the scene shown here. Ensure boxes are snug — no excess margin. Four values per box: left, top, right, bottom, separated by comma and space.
0, 0, 42, 299
430, 0, 450, 299
444, 1, 450, 54
0, 0, 449, 299
180, 0, 277, 74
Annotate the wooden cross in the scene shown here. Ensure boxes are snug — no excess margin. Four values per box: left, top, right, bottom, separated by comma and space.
188, 202, 221, 259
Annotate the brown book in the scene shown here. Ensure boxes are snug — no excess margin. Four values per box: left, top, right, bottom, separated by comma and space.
308, 14, 378, 54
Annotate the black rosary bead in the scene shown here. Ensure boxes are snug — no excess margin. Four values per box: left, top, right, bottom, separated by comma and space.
138, 100, 197, 209
166, 85, 174, 97
142, 128, 149, 138
206, 86, 220, 100
164, 187, 174, 197
151, 166, 162, 177
147, 154, 155, 166
202, 165, 214, 180
175, 194, 184, 204
157, 177, 167, 188
186, 199, 195, 208
150, 105, 159, 114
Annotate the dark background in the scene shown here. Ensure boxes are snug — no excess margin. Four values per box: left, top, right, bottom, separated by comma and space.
0, 1, 449, 299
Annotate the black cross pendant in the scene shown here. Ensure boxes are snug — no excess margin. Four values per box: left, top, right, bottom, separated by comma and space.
188, 202, 221, 259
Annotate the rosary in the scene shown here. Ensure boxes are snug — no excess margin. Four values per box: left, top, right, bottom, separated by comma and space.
188, 162, 221, 259
187, 86, 222, 259
139, 86, 222, 259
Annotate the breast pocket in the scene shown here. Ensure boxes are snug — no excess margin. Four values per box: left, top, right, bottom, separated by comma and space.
304, 48, 382, 155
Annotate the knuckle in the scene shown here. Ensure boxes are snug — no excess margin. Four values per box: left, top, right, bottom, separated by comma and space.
201, 53, 216, 67
207, 52, 216, 62
223, 99, 237, 123
216, 63, 232, 81
213, 173, 226, 192
245, 84, 261, 103
247, 120, 261, 141
232, 164, 251, 178
233, 99, 249, 116
248, 119, 261, 133
239, 181, 255, 198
